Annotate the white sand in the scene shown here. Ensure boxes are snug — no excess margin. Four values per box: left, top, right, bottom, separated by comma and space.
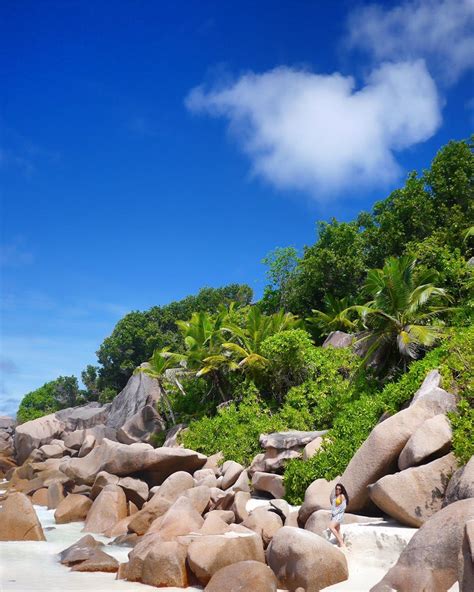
0, 505, 202, 592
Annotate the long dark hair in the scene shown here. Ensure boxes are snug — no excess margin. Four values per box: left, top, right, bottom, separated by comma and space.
335, 483, 349, 505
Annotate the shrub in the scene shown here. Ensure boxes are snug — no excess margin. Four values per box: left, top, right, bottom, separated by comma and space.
260, 329, 320, 400
449, 400, 474, 465
182, 385, 287, 466
278, 347, 362, 430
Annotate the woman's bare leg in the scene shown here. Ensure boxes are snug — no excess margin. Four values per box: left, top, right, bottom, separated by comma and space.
329, 521, 345, 547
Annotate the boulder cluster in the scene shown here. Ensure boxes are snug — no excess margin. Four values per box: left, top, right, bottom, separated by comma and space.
1, 367, 473, 591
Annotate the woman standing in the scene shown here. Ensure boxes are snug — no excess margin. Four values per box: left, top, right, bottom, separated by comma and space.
329, 483, 349, 548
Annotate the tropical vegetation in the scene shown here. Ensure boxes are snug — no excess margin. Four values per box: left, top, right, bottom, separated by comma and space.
16, 136, 473, 506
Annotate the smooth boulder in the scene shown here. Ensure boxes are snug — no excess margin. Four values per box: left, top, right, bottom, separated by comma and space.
267, 526, 348, 592
187, 531, 265, 585
14, 414, 65, 465
54, 494, 92, 524
204, 560, 278, 592
0, 492, 45, 541
116, 404, 165, 445
371, 498, 474, 591
252, 472, 285, 499
60, 438, 206, 485
59, 534, 104, 565
341, 396, 456, 512
369, 453, 458, 527
443, 455, 474, 507
123, 533, 189, 587
398, 414, 452, 470
83, 484, 127, 534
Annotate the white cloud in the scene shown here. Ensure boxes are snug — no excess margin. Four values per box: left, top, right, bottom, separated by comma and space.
186, 60, 441, 197
346, 0, 474, 85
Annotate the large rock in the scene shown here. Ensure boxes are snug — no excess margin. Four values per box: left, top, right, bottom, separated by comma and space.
118, 476, 149, 508
0, 492, 45, 541
298, 476, 340, 526
90, 471, 120, 499
303, 436, 323, 460
60, 438, 206, 485
163, 423, 187, 447
54, 494, 92, 524
71, 549, 119, 572
14, 414, 65, 465
371, 499, 474, 592
322, 331, 354, 349
204, 560, 278, 592
186, 531, 265, 585
0, 416, 15, 456
443, 455, 474, 507
83, 484, 127, 534
116, 405, 165, 445
260, 430, 328, 451
106, 365, 163, 429
252, 472, 285, 499
59, 534, 104, 565
221, 460, 244, 490
56, 403, 109, 432
62, 425, 117, 451
47, 481, 66, 509
242, 507, 283, 546
341, 396, 457, 512
128, 471, 194, 535
148, 496, 204, 539
459, 520, 474, 592
410, 369, 441, 404
267, 526, 348, 592
369, 453, 458, 527
123, 533, 189, 587
398, 414, 452, 470
305, 509, 382, 537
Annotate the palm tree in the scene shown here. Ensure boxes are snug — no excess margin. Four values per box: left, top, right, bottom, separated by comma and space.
173, 306, 235, 401
223, 306, 300, 374
350, 256, 452, 372
136, 348, 183, 424
306, 295, 358, 338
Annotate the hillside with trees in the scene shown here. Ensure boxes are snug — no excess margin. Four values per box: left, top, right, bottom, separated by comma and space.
16, 137, 474, 504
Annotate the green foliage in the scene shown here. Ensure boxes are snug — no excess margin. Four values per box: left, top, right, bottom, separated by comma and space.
268, 138, 473, 317
449, 400, 474, 466
286, 220, 369, 315
182, 387, 287, 466
81, 365, 100, 401
260, 329, 318, 400
261, 247, 299, 312
95, 284, 253, 393
306, 295, 357, 340
164, 377, 217, 424
284, 326, 474, 505
17, 375, 82, 423
351, 255, 451, 372
98, 387, 118, 404
279, 347, 363, 430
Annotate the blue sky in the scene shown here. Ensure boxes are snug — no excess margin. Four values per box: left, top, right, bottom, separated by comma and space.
1, 0, 473, 416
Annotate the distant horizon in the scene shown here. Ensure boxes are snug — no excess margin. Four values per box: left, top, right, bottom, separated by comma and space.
2, 0, 473, 416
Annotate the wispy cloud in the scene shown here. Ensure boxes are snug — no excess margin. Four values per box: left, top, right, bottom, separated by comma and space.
346, 0, 474, 85
186, 60, 441, 198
